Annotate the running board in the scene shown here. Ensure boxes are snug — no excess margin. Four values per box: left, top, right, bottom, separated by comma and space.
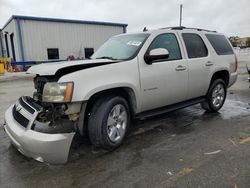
136, 97, 206, 119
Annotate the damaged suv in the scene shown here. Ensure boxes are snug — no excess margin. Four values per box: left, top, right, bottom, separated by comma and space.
4, 27, 237, 164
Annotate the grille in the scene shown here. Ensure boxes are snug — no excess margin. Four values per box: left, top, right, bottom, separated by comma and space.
19, 97, 35, 114
12, 105, 29, 128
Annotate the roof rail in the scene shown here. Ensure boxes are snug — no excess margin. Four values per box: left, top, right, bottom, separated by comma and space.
160, 26, 217, 33
160, 26, 186, 30
171, 26, 186, 30
185, 27, 217, 33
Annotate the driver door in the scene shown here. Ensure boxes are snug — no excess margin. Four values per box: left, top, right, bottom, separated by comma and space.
138, 32, 189, 111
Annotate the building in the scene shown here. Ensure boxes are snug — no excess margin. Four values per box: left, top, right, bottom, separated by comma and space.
0, 15, 127, 62
0, 29, 3, 57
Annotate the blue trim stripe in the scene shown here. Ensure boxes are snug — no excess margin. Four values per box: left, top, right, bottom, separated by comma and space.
2, 15, 128, 30
16, 19, 24, 61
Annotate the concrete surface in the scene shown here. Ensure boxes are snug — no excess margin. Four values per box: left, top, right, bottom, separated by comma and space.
1, 64, 250, 187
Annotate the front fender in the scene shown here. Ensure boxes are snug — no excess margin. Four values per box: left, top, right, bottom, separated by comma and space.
58, 59, 141, 111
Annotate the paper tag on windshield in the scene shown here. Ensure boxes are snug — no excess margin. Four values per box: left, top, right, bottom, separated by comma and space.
127, 41, 142, 46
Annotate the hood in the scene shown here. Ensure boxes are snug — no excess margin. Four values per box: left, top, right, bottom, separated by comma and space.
27, 59, 118, 76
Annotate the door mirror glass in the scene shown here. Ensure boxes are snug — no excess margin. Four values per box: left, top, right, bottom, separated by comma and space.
144, 48, 169, 64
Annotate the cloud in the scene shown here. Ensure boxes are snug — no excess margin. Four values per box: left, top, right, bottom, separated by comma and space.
0, 0, 249, 37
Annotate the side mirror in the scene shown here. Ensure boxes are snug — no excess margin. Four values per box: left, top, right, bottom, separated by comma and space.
144, 48, 169, 64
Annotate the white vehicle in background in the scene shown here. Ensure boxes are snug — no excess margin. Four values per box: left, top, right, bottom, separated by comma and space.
4, 26, 237, 164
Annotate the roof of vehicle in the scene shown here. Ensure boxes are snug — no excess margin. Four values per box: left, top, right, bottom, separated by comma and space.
115, 26, 223, 38
162, 26, 217, 32
147, 26, 221, 34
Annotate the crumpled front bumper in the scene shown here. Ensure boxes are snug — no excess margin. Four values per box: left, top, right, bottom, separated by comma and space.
3, 98, 75, 164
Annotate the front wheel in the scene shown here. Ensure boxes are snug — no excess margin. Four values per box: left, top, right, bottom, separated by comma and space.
201, 79, 227, 112
88, 96, 130, 150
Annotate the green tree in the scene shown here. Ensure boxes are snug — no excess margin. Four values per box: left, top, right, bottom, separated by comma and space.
246, 38, 250, 47
229, 36, 239, 47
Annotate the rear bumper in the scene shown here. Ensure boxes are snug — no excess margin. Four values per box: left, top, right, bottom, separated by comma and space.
228, 72, 238, 87
4, 101, 75, 164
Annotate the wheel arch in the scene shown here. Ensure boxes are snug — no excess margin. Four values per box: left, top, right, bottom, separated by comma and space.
210, 70, 230, 88
85, 87, 138, 118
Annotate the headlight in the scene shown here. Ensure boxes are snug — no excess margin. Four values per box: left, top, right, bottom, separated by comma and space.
42, 82, 74, 102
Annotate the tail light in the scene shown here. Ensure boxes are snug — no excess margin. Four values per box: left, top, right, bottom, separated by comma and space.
234, 52, 238, 72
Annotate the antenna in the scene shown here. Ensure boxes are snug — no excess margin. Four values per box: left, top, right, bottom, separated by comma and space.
179, 4, 183, 26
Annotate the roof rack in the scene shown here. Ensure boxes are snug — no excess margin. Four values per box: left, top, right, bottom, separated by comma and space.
160, 26, 217, 33
185, 27, 217, 33
160, 26, 185, 30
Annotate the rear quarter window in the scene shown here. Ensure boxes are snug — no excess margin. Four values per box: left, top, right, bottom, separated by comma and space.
206, 34, 233, 55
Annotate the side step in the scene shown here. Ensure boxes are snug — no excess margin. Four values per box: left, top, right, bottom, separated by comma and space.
136, 97, 206, 119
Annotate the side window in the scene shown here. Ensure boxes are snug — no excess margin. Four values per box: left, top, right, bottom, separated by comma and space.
182, 33, 208, 58
206, 34, 233, 55
148, 33, 182, 61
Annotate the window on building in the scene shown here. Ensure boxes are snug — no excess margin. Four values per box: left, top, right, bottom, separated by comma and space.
47, 48, 59, 60
182, 33, 208, 58
85, 48, 94, 59
147, 33, 182, 61
206, 34, 233, 55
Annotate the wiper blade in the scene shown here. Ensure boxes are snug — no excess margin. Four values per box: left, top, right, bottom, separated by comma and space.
96, 56, 118, 60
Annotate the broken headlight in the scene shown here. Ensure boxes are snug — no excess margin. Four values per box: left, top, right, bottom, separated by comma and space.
42, 82, 74, 102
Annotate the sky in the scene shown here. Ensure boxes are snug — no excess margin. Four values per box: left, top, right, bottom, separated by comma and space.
0, 0, 249, 37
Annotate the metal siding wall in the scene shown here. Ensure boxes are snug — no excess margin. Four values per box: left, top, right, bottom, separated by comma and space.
1, 20, 20, 61
20, 20, 124, 61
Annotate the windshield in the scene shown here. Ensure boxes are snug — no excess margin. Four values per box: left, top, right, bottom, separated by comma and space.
91, 33, 149, 60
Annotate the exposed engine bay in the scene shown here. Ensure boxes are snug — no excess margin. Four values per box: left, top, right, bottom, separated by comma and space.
30, 75, 82, 134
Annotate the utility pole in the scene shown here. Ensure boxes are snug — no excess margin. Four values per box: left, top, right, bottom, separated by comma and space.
179, 4, 183, 27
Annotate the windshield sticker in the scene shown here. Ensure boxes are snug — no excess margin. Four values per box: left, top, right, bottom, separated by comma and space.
127, 41, 142, 46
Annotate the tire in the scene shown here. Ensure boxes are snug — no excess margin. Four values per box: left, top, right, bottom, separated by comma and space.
88, 95, 130, 150
201, 79, 227, 112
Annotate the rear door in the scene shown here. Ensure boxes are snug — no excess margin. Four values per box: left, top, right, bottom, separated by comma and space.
179, 32, 212, 99
205, 34, 236, 74
138, 32, 189, 111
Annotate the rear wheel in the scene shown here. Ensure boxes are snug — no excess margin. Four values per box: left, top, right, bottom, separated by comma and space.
88, 95, 130, 150
201, 79, 227, 112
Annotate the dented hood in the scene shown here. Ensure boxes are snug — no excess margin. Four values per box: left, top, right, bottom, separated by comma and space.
27, 59, 118, 76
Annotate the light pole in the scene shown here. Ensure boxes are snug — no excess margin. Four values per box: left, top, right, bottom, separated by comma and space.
179, 4, 183, 27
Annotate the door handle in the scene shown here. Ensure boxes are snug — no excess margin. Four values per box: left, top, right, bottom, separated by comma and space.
205, 61, 214, 66
175, 65, 187, 71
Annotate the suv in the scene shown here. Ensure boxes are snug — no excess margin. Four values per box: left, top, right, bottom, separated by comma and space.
4, 27, 237, 164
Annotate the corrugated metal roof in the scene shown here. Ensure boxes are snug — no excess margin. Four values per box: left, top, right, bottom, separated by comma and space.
1, 15, 128, 30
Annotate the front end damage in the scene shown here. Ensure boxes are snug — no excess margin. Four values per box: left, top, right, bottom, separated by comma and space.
4, 76, 83, 164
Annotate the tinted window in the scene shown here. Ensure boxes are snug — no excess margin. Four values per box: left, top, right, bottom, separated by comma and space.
206, 34, 233, 55
47, 48, 59, 59
148, 33, 182, 60
182, 33, 208, 58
